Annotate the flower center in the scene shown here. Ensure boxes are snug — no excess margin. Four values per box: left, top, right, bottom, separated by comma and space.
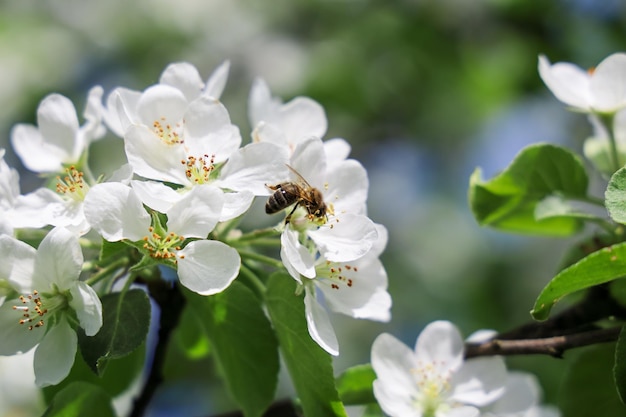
12, 290, 66, 330
56, 166, 89, 202
315, 260, 357, 290
181, 154, 216, 185
142, 227, 185, 262
411, 361, 453, 417
153, 117, 183, 145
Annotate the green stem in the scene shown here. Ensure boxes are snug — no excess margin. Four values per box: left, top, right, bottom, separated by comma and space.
233, 227, 282, 243
239, 263, 267, 295
85, 256, 130, 286
237, 249, 284, 269
599, 113, 621, 174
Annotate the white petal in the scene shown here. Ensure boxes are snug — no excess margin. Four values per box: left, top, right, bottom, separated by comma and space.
84, 183, 151, 242
0, 151, 20, 205
290, 137, 326, 188
36, 94, 81, 160
105, 87, 141, 137
323, 138, 351, 166
203, 60, 230, 99
303, 287, 338, 356
10, 188, 63, 229
538, 55, 592, 111
177, 240, 240, 295
33, 317, 77, 387
10, 124, 65, 173
415, 321, 464, 374
487, 372, 541, 414
446, 407, 481, 417
451, 356, 507, 407
0, 301, 44, 355
321, 257, 391, 321
591, 52, 626, 112
280, 227, 315, 280
0, 235, 35, 292
218, 142, 289, 195
166, 185, 224, 238
308, 213, 378, 262
131, 180, 182, 213
68, 282, 103, 337
81, 85, 106, 142
124, 125, 188, 184
279, 96, 328, 144
159, 62, 204, 102
32, 227, 82, 291
248, 77, 279, 128
136, 84, 188, 128
219, 190, 255, 222
371, 333, 418, 399
251, 122, 288, 147
372, 380, 421, 417
324, 159, 369, 215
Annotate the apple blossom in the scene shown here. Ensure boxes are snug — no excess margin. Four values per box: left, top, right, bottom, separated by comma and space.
481, 372, 560, 417
283, 224, 391, 355
538, 53, 626, 114
84, 182, 241, 295
371, 321, 507, 417
0, 228, 102, 387
10, 86, 105, 174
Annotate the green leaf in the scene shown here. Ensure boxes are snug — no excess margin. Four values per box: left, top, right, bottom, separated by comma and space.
606, 167, 626, 224
531, 242, 626, 321
336, 364, 377, 405
469, 143, 589, 236
559, 345, 626, 417
42, 381, 115, 417
78, 289, 151, 374
265, 272, 348, 417
615, 327, 626, 404
184, 281, 279, 417
173, 305, 211, 360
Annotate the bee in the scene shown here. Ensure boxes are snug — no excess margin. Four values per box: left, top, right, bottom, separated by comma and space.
266, 165, 327, 223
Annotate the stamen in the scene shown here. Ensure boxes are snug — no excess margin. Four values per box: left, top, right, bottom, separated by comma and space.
56, 166, 89, 201
182, 154, 216, 184
153, 118, 184, 145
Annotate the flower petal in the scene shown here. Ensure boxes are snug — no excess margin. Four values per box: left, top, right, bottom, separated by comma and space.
32, 227, 82, 291
590, 52, 626, 112
451, 356, 507, 407
131, 179, 181, 213
177, 240, 240, 295
279, 96, 327, 145
0, 301, 44, 355
219, 190, 255, 222
308, 213, 378, 262
371, 333, 418, 404
33, 317, 77, 387
415, 320, 464, 374
538, 55, 592, 111
10, 124, 65, 173
280, 227, 315, 280
159, 62, 204, 102
166, 185, 224, 238
203, 60, 230, 99
68, 282, 103, 337
84, 182, 151, 242
36, 94, 80, 160
303, 287, 338, 356
0, 234, 36, 293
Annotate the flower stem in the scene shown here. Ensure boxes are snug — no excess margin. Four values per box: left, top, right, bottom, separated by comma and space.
85, 256, 130, 286
237, 249, 284, 269
239, 263, 267, 296
599, 113, 621, 173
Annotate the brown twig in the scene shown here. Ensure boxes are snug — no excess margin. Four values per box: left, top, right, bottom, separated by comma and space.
465, 326, 622, 359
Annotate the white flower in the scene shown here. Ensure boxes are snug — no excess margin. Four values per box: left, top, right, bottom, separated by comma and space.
584, 109, 626, 176
104, 61, 230, 137
538, 53, 626, 114
249, 77, 328, 153
371, 321, 507, 417
10, 87, 105, 173
0, 228, 102, 387
0, 350, 44, 416
277, 137, 376, 268
283, 224, 391, 355
84, 182, 241, 295
481, 372, 560, 417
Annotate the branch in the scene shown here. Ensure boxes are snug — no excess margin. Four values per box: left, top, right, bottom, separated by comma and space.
465, 326, 622, 359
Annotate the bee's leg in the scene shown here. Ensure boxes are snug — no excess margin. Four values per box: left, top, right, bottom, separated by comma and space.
285, 203, 300, 224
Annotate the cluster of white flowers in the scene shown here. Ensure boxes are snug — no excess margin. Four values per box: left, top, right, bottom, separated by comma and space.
0, 60, 392, 388
371, 321, 560, 417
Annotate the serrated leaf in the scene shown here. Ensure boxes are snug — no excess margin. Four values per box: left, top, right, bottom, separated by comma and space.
615, 327, 626, 404
531, 242, 626, 320
42, 381, 115, 417
606, 167, 626, 224
184, 281, 279, 417
78, 289, 151, 374
469, 143, 589, 236
559, 345, 626, 417
336, 364, 377, 405
265, 272, 348, 417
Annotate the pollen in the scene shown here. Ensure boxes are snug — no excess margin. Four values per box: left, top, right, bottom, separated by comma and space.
56, 166, 89, 201
182, 154, 216, 184
12, 290, 48, 330
142, 227, 185, 262
153, 118, 184, 145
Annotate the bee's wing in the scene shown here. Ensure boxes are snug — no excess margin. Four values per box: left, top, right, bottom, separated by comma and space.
286, 164, 313, 189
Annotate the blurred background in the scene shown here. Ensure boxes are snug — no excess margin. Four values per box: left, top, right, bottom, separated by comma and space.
1, 0, 626, 416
